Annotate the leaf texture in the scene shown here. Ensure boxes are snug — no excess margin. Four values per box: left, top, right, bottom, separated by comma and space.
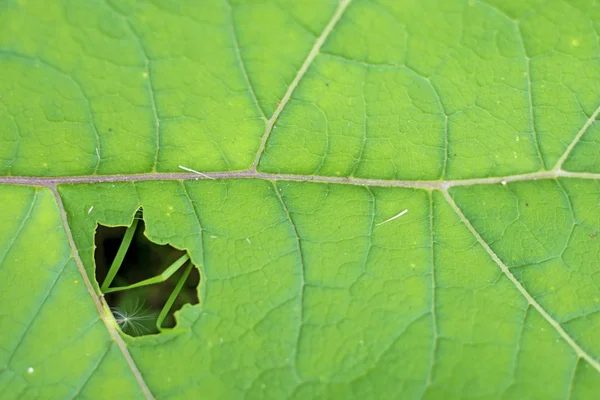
1, 0, 600, 399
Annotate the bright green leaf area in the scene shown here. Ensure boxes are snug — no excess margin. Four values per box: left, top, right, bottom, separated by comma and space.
2, 0, 600, 399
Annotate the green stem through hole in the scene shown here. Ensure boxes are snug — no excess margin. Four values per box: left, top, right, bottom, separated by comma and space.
103, 253, 190, 293
156, 261, 194, 331
100, 217, 195, 333
100, 217, 139, 292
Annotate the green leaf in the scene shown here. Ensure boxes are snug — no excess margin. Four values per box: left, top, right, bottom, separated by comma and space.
2, 0, 600, 398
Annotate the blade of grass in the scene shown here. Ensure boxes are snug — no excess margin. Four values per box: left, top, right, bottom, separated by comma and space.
103, 253, 190, 293
156, 261, 194, 331
101, 218, 139, 292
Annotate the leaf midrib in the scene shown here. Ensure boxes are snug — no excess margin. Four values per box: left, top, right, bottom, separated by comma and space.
1, 169, 598, 189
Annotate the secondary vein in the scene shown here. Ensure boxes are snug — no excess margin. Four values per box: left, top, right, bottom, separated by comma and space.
51, 187, 155, 400
442, 189, 600, 374
554, 103, 600, 171
250, 0, 353, 170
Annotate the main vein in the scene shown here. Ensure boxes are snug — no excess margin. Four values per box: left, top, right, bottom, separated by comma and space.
1, 169, 598, 189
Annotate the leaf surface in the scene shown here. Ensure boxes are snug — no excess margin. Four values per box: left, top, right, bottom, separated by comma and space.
1, 0, 600, 398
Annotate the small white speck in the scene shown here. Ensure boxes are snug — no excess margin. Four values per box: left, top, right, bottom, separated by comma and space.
501, 181, 507, 186
88, 206, 94, 214
376, 209, 408, 226
27, 367, 34, 374
178, 165, 214, 179
210, 235, 217, 239
246, 238, 251, 244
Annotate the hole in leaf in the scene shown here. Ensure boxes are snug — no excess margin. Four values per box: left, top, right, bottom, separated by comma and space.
94, 211, 199, 336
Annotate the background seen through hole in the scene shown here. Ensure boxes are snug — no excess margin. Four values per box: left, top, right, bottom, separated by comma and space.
94, 219, 199, 336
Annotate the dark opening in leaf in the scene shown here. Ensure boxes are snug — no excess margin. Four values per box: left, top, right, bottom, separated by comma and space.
94, 211, 199, 337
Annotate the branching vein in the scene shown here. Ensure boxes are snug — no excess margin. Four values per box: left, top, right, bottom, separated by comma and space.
272, 181, 306, 379
442, 189, 600, 374
226, 0, 266, 121
554, 103, 600, 171
250, 0, 353, 170
51, 188, 155, 400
